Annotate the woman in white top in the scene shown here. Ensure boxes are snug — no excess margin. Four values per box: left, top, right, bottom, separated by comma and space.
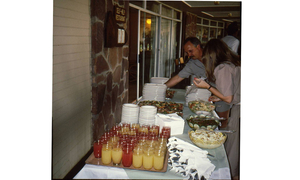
193, 39, 241, 180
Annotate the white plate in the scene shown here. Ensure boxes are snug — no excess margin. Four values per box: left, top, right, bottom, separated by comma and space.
195, 111, 210, 115
122, 103, 139, 108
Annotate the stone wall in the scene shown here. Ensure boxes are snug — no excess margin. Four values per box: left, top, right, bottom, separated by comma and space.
90, 0, 129, 142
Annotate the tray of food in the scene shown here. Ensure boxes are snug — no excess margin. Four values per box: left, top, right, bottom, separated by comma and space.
138, 100, 183, 117
188, 100, 215, 114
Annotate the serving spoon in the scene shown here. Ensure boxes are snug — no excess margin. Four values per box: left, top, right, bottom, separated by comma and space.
214, 129, 236, 134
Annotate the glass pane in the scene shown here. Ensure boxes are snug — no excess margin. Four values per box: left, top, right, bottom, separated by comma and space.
210, 21, 217, 27
218, 22, 224, 27
196, 25, 202, 42
162, 5, 172, 18
217, 29, 223, 39
197, 17, 202, 24
130, 1, 144, 8
202, 26, 209, 44
139, 12, 157, 95
173, 10, 181, 20
170, 21, 180, 76
146, 1, 160, 14
210, 28, 216, 38
128, 7, 139, 101
159, 18, 171, 77
203, 19, 209, 25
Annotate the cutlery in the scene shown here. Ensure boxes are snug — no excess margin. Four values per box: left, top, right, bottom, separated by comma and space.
214, 130, 236, 134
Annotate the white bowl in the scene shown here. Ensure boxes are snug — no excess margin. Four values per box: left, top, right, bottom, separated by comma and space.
122, 103, 139, 108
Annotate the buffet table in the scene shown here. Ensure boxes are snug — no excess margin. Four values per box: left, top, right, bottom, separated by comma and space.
74, 89, 231, 180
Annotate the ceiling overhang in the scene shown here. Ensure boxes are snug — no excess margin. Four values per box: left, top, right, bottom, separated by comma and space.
162, 1, 241, 24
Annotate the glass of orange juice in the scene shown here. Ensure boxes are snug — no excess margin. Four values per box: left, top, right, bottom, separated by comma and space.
112, 143, 122, 166
101, 142, 112, 165
131, 123, 140, 129
132, 145, 143, 168
139, 125, 149, 135
153, 149, 165, 170
149, 125, 160, 136
142, 146, 154, 169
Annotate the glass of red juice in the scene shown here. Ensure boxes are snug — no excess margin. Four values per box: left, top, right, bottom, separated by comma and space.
122, 146, 133, 167
93, 140, 102, 158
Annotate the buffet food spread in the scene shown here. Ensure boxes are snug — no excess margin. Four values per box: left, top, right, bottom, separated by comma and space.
87, 87, 231, 180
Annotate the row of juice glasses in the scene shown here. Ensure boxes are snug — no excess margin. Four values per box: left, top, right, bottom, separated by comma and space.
93, 123, 171, 170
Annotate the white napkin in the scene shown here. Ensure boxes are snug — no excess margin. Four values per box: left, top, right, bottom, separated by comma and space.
155, 113, 185, 135
167, 137, 216, 180
210, 167, 231, 179
73, 164, 129, 179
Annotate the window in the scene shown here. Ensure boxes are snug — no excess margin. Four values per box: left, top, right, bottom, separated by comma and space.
146, 1, 160, 14
129, 1, 182, 100
196, 17, 225, 46
161, 5, 172, 18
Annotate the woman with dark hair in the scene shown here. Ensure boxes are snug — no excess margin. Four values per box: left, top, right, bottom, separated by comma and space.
193, 39, 241, 180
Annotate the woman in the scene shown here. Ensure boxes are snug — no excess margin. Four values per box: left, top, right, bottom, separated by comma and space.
193, 39, 241, 180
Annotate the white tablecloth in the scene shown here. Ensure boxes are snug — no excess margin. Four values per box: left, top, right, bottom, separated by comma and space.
74, 164, 129, 179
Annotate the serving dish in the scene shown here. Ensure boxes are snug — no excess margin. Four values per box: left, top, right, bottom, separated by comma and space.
188, 100, 215, 113
186, 114, 222, 130
188, 129, 227, 149
138, 100, 183, 117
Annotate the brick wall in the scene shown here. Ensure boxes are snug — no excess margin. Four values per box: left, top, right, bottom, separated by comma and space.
52, 0, 92, 178
90, 0, 129, 142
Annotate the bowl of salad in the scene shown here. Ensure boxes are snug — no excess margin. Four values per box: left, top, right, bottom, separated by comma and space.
188, 129, 227, 149
188, 100, 215, 114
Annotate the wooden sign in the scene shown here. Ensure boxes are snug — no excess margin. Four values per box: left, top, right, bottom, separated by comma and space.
105, 11, 127, 47
114, 5, 126, 23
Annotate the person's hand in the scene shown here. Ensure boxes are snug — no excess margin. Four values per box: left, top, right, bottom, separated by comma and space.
208, 95, 221, 102
193, 77, 209, 89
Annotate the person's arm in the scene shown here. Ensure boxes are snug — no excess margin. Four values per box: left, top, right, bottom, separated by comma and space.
165, 75, 184, 88
193, 78, 233, 104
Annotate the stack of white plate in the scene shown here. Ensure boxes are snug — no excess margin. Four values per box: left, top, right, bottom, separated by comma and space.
185, 86, 212, 106
121, 103, 139, 124
139, 105, 157, 125
150, 77, 169, 84
142, 83, 167, 101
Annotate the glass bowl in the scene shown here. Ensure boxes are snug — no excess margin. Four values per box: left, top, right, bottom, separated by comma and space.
186, 114, 220, 130
188, 100, 215, 114
188, 129, 227, 149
